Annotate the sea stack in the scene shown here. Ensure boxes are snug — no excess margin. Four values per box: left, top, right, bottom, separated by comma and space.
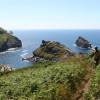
75, 36, 91, 49
33, 40, 73, 61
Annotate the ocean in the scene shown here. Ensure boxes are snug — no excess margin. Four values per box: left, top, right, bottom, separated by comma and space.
0, 30, 100, 68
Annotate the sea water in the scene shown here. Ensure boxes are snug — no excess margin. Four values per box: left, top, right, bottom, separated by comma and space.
0, 29, 99, 68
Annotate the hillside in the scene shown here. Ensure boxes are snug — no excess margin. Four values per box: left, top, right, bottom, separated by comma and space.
84, 65, 100, 100
0, 27, 22, 52
0, 55, 93, 100
0, 32, 100, 99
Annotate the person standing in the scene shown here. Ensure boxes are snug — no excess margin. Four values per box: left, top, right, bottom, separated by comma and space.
91, 46, 100, 66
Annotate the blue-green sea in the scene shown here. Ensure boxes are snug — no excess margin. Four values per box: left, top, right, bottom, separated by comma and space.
0, 30, 100, 68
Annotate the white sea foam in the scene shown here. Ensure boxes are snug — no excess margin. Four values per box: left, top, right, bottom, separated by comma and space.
20, 53, 29, 57
73, 44, 90, 50
73, 44, 76, 47
0, 48, 21, 54
22, 50, 28, 53
0, 51, 7, 54
8, 48, 17, 51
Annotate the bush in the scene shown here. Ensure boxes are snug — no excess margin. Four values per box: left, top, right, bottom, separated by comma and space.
0, 57, 88, 99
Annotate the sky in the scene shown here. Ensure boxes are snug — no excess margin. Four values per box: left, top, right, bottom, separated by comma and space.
0, 0, 100, 30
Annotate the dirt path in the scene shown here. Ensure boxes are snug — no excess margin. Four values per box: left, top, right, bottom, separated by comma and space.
74, 67, 93, 100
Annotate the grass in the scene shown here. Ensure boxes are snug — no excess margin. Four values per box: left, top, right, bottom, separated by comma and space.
84, 65, 100, 100
0, 33, 18, 42
0, 27, 18, 43
0, 56, 91, 100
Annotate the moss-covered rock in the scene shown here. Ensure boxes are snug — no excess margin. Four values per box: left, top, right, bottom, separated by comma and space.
0, 27, 22, 52
33, 40, 73, 60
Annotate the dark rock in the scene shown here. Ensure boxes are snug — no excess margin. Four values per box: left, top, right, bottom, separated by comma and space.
75, 36, 91, 48
6, 38, 22, 48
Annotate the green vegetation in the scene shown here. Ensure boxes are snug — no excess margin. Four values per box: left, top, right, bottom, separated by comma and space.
0, 27, 7, 34
0, 32, 17, 42
84, 65, 100, 100
0, 27, 18, 42
0, 27, 22, 52
0, 56, 90, 100
0, 36, 100, 100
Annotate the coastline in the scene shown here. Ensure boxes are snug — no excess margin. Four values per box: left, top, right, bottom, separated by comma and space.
0, 30, 100, 68
0, 47, 22, 54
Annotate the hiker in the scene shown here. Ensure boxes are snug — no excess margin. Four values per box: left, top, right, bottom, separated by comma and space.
90, 46, 100, 66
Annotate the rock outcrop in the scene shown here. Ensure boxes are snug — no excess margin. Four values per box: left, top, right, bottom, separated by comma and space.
33, 40, 73, 61
75, 36, 91, 48
0, 27, 22, 52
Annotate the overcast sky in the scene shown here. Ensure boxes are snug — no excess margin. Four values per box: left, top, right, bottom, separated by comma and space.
0, 0, 100, 29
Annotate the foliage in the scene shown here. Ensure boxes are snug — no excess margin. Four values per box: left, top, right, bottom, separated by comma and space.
0, 56, 89, 100
0, 27, 18, 43
84, 65, 100, 99
0, 27, 7, 34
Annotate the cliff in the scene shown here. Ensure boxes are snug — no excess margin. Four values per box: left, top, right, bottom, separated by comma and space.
0, 27, 22, 52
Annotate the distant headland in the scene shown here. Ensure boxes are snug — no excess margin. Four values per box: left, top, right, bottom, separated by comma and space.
0, 27, 22, 52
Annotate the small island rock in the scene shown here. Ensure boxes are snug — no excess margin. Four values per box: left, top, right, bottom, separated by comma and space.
75, 36, 91, 48
33, 40, 73, 61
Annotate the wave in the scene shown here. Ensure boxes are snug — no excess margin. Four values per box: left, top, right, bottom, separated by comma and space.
0, 48, 22, 54
8, 48, 18, 51
22, 50, 28, 53
73, 44, 90, 50
20, 53, 29, 57
0, 51, 7, 54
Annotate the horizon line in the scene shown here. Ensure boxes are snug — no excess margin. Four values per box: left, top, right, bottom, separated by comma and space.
11, 28, 100, 31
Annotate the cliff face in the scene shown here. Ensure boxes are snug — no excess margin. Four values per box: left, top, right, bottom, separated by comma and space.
0, 28, 22, 52
75, 36, 91, 48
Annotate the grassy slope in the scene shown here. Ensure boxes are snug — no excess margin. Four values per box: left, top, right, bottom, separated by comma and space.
0, 55, 91, 100
84, 65, 100, 100
0, 33, 17, 42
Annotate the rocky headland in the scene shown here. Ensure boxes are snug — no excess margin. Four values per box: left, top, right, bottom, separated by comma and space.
0, 27, 22, 52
